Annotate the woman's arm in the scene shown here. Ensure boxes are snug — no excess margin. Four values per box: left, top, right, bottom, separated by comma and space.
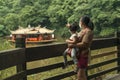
68, 30, 93, 48
68, 41, 88, 49
66, 36, 77, 44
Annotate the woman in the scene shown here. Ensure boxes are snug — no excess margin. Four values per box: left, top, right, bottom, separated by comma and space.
68, 15, 94, 80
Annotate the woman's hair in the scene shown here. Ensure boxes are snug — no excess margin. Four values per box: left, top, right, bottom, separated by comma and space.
80, 15, 94, 30
69, 22, 79, 32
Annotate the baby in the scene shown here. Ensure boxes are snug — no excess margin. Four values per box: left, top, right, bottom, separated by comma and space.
63, 22, 79, 69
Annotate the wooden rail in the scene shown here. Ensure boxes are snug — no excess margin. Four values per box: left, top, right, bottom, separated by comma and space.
0, 48, 26, 80
0, 32, 120, 80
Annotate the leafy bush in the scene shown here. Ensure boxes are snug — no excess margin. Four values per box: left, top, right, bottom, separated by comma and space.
0, 38, 14, 51
54, 27, 70, 41
99, 27, 115, 37
0, 25, 10, 37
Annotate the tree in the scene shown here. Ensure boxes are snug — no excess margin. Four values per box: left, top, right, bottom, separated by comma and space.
0, 25, 10, 37
0, 0, 120, 37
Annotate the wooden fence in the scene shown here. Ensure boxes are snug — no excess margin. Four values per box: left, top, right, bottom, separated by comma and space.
0, 32, 120, 80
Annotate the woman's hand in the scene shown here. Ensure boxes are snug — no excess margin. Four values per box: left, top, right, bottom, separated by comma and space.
68, 43, 75, 48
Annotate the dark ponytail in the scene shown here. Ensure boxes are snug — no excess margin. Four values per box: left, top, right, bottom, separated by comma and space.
88, 20, 94, 30
80, 15, 94, 30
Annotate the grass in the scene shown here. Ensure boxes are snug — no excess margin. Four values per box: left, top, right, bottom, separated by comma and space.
27, 56, 76, 80
0, 38, 118, 80
0, 67, 16, 79
0, 38, 15, 51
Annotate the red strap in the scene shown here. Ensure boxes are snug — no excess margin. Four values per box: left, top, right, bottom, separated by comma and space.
67, 48, 72, 57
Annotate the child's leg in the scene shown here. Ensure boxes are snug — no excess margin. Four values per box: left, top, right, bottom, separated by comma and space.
71, 48, 79, 72
71, 48, 78, 65
63, 48, 69, 64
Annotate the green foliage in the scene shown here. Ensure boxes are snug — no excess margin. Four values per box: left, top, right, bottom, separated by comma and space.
0, 0, 120, 37
0, 25, 10, 37
99, 27, 115, 37
0, 38, 14, 51
59, 27, 71, 39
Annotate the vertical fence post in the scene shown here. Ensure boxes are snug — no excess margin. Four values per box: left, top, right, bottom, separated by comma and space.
15, 35, 27, 80
116, 32, 120, 73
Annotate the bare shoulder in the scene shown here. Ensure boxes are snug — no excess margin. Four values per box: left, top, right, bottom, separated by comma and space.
86, 28, 93, 34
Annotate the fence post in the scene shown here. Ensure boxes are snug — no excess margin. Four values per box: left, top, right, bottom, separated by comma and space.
116, 32, 120, 73
15, 35, 27, 80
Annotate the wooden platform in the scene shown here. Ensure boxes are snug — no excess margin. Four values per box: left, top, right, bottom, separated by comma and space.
26, 39, 57, 44
9, 39, 57, 44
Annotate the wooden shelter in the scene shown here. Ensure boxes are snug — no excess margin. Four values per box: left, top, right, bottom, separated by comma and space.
10, 25, 55, 43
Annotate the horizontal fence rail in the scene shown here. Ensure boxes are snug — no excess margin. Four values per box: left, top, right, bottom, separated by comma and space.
91, 50, 117, 59
0, 48, 26, 80
91, 37, 118, 50
26, 43, 67, 62
0, 36, 120, 80
26, 37, 117, 62
88, 66, 120, 79
0, 48, 25, 70
4, 71, 26, 80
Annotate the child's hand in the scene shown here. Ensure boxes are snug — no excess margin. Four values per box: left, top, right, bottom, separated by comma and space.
66, 39, 72, 43
66, 23, 71, 28
66, 39, 70, 43
68, 44, 75, 48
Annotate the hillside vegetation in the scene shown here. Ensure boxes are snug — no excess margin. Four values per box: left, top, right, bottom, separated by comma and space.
0, 0, 120, 38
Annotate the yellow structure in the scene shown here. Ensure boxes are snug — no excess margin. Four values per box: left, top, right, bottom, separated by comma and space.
10, 25, 55, 43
